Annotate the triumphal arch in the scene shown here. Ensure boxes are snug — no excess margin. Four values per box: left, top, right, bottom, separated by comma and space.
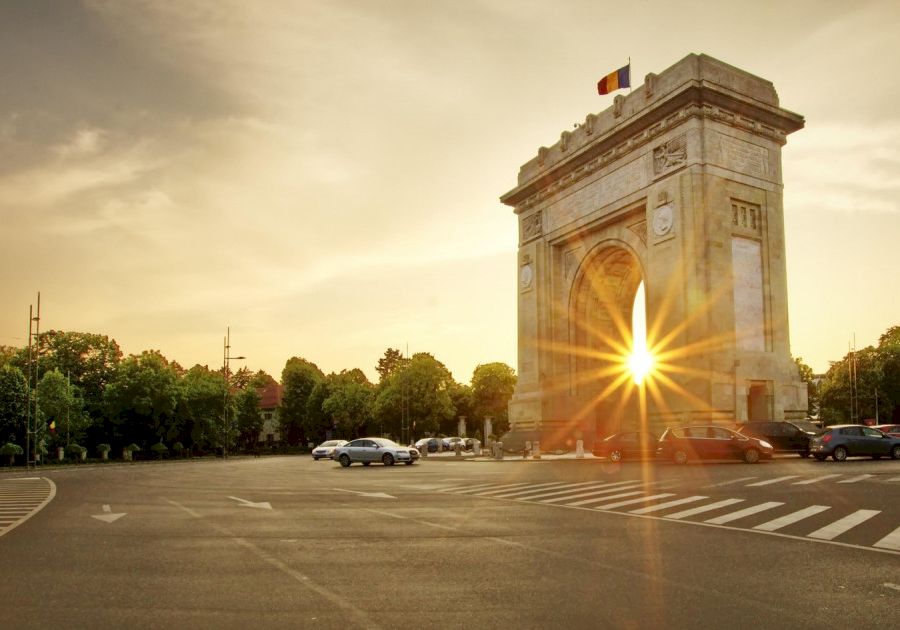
501, 54, 808, 443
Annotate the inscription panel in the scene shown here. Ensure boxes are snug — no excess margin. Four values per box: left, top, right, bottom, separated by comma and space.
547, 157, 649, 232
719, 133, 769, 178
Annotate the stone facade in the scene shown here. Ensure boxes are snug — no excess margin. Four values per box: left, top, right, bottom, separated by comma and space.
500, 54, 808, 442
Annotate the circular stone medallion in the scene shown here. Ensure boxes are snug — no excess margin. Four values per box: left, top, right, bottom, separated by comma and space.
519, 264, 534, 289
652, 204, 674, 236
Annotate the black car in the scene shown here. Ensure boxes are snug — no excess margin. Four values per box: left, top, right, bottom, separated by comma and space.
592, 431, 659, 462
736, 420, 818, 457
656, 425, 774, 464
808, 425, 900, 461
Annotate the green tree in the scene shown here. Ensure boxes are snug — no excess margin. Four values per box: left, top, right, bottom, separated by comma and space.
373, 353, 455, 438
447, 381, 474, 435
471, 362, 517, 435
177, 365, 226, 452
37, 369, 88, 447
0, 365, 28, 446
280, 357, 324, 446
323, 370, 374, 438
305, 376, 334, 442
235, 387, 263, 449
375, 348, 407, 383
104, 351, 181, 448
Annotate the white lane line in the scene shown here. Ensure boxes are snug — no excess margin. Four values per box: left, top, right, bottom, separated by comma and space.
544, 484, 645, 505
630, 496, 708, 515
525, 481, 638, 502
792, 474, 843, 485
873, 526, 900, 551
567, 490, 644, 507
888, 476, 900, 482
476, 481, 570, 496
746, 476, 799, 487
884, 582, 900, 591
490, 481, 605, 499
704, 502, 784, 525
0, 478, 56, 539
808, 509, 881, 541
753, 505, 832, 532
703, 476, 758, 488
836, 474, 874, 484
593, 493, 676, 511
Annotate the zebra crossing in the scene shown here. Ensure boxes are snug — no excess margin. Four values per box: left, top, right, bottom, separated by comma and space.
0, 477, 56, 539
439, 476, 900, 554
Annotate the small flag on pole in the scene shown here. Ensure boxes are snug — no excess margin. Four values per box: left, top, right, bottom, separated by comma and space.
597, 63, 630, 95
49, 420, 56, 432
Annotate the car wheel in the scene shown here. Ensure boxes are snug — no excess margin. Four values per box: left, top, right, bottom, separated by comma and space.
743, 448, 760, 464
382, 453, 395, 466
673, 450, 688, 465
813, 454, 826, 461
338, 454, 351, 468
609, 449, 623, 463
800, 451, 810, 458
891, 445, 900, 460
832, 446, 848, 462
313, 456, 319, 461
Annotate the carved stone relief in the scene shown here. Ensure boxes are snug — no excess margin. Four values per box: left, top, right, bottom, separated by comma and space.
628, 221, 648, 245
731, 200, 762, 235
653, 134, 687, 175
521, 211, 543, 242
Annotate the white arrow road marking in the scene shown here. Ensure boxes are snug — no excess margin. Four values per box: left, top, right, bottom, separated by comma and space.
331, 489, 396, 499
884, 583, 900, 592
227, 496, 273, 509
91, 504, 126, 523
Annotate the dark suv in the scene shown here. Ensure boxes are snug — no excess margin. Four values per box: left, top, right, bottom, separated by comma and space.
736, 421, 819, 457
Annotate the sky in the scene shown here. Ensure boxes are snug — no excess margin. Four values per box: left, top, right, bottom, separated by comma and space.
1, 0, 898, 383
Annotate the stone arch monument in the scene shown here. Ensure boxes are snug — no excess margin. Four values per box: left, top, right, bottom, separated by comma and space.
500, 54, 808, 443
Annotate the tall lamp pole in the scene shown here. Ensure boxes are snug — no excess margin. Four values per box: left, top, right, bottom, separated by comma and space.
222, 326, 245, 458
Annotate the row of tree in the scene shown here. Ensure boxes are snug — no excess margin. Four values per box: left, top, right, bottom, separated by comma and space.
0, 332, 517, 461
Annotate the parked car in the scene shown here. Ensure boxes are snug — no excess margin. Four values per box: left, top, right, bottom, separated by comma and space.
414, 437, 441, 453
333, 438, 420, 466
311, 439, 347, 461
808, 425, 900, 461
874, 424, 900, 438
656, 426, 774, 464
592, 431, 659, 462
445, 437, 468, 451
498, 429, 574, 454
736, 420, 818, 457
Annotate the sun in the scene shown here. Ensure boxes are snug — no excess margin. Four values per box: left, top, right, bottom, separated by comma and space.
627, 347, 654, 384
627, 282, 655, 385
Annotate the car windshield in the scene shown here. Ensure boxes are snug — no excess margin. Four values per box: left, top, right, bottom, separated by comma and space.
372, 438, 400, 447
812, 428, 833, 437
320, 440, 341, 447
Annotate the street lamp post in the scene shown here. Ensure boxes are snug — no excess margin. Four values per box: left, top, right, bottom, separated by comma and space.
222, 326, 245, 458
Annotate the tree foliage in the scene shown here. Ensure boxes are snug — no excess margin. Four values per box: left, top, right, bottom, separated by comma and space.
0, 365, 28, 445
323, 370, 374, 438
374, 353, 454, 438
471, 362, 517, 434
176, 365, 226, 452
37, 368, 89, 447
375, 348, 407, 383
793, 357, 819, 417
280, 357, 324, 446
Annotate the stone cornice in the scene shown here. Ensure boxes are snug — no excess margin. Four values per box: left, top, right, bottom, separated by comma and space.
501, 82, 804, 212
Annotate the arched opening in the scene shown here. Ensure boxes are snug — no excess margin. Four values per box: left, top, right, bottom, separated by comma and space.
569, 244, 644, 438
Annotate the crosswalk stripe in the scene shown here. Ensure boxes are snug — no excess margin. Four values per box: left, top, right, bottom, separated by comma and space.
746, 476, 799, 487
888, 476, 900, 482
527, 480, 641, 502
808, 510, 881, 540
629, 495, 708, 515
703, 476, 758, 488
873, 525, 900, 551
592, 493, 675, 511
664, 498, 745, 520
543, 483, 646, 505
476, 481, 570, 496
439, 482, 503, 492
453, 482, 532, 494
567, 490, 644, 507
492, 481, 613, 499
792, 474, 842, 485
836, 474, 874, 484
704, 502, 784, 525
753, 505, 831, 532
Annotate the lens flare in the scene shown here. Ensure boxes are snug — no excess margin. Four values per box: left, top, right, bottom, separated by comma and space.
628, 347, 654, 384
627, 282, 655, 384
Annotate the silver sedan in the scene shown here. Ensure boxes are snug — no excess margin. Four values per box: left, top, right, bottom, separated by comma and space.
333, 438, 420, 467
311, 440, 347, 460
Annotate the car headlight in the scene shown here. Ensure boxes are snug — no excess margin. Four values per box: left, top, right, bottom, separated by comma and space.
758, 440, 773, 449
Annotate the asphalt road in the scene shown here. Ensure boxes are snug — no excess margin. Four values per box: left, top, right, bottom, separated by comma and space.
1, 454, 898, 629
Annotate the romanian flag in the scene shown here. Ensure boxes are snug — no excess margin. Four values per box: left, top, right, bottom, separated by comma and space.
597, 64, 630, 95
49, 420, 56, 432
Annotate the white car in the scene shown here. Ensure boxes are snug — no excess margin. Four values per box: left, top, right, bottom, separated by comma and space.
333, 438, 420, 467
311, 440, 348, 460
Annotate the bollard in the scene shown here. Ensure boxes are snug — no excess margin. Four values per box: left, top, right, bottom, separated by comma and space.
57, 447, 64, 462
576, 439, 584, 458
473, 440, 482, 456
532, 441, 541, 459
524, 441, 531, 460
420, 444, 427, 458
455, 442, 462, 458
494, 442, 504, 460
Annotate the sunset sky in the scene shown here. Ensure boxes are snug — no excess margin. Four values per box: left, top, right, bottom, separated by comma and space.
2, 0, 898, 383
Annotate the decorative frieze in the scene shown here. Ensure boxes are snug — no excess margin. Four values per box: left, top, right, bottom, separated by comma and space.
521, 211, 543, 242
653, 134, 687, 175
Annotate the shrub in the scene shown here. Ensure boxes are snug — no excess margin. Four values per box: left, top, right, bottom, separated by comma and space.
97, 443, 111, 454
150, 442, 168, 459
1, 442, 23, 466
